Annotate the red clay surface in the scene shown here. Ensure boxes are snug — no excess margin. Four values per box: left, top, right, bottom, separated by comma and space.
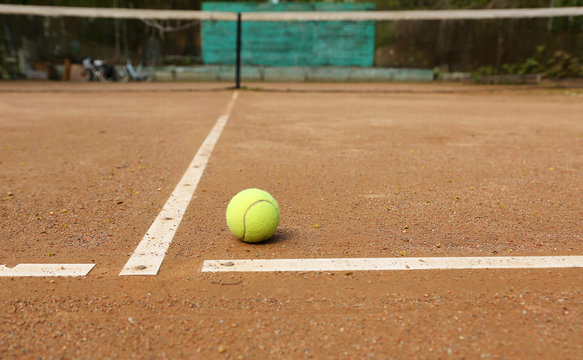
0, 82, 582, 359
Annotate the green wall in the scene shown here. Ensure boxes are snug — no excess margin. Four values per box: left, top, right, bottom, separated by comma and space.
201, 2, 375, 67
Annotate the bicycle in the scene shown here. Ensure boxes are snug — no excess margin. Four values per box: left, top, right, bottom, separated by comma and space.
71, 57, 117, 82
118, 59, 153, 82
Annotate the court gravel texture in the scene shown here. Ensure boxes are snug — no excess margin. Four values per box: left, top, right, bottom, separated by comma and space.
0, 82, 582, 358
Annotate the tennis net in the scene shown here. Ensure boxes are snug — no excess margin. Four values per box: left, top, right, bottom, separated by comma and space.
0, 3, 582, 92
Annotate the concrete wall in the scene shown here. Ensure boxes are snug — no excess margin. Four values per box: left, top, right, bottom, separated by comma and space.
151, 65, 434, 82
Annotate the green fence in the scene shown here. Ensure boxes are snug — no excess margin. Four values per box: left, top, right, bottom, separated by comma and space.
201, 2, 375, 67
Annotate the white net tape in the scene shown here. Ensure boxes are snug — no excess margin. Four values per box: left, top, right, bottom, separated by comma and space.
0, 4, 582, 21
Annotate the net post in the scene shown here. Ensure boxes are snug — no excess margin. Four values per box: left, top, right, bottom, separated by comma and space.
235, 12, 242, 89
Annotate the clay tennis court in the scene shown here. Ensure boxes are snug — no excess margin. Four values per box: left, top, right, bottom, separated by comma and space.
1, 82, 582, 358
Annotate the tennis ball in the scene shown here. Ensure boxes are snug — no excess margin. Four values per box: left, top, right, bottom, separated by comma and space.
226, 188, 280, 243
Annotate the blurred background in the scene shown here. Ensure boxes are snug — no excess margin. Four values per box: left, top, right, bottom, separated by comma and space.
0, 0, 582, 83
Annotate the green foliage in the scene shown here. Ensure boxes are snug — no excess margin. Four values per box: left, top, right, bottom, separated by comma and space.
549, 0, 583, 33
473, 45, 583, 79
544, 50, 583, 78
375, 22, 396, 48
449, 0, 492, 8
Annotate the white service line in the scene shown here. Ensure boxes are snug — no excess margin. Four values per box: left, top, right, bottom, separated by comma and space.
120, 91, 239, 276
202, 256, 583, 272
0, 264, 95, 277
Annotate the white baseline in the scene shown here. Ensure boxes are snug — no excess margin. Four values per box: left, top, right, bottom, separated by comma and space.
202, 256, 583, 272
0, 264, 95, 277
121, 91, 239, 276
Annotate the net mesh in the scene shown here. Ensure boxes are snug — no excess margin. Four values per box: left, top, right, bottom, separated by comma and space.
0, 4, 582, 92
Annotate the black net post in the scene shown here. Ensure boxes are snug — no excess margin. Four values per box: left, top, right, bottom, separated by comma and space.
235, 12, 242, 89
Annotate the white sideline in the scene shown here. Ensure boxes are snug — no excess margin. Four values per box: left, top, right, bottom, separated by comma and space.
120, 91, 239, 276
202, 256, 583, 272
0, 264, 95, 277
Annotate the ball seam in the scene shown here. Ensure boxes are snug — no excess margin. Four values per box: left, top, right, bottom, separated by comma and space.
242, 199, 276, 241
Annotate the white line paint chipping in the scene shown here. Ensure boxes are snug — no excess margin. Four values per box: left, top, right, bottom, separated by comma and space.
202, 256, 583, 273
0, 264, 95, 277
121, 91, 239, 276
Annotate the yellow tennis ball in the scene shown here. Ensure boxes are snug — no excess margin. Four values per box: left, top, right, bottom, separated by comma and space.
226, 188, 280, 243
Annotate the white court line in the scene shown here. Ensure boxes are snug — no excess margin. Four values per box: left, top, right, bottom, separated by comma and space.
0, 264, 95, 277
120, 91, 239, 276
202, 256, 583, 272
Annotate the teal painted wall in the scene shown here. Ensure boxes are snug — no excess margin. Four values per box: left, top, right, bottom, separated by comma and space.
201, 2, 375, 67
